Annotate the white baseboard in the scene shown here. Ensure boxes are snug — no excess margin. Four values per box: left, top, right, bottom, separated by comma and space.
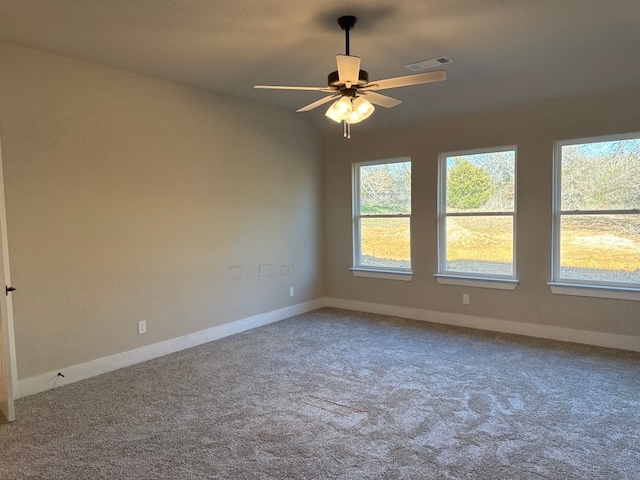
17, 296, 640, 399
324, 297, 640, 352
17, 299, 325, 399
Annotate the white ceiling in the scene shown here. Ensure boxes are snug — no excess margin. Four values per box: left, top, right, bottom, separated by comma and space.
1, 0, 639, 135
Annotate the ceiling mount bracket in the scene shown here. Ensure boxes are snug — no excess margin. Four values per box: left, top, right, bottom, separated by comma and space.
337, 15, 357, 31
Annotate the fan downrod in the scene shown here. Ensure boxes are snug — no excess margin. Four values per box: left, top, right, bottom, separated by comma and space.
338, 15, 357, 55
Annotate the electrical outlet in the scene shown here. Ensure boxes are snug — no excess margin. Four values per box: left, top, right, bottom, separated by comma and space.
463, 293, 470, 305
289, 287, 294, 297
138, 320, 147, 335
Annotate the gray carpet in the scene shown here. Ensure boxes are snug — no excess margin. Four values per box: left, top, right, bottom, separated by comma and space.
1, 307, 639, 479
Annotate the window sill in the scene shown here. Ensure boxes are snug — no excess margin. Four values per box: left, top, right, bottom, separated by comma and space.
548, 282, 640, 301
434, 274, 519, 290
351, 268, 413, 281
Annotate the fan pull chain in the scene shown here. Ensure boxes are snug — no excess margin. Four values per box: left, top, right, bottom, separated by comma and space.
343, 121, 351, 139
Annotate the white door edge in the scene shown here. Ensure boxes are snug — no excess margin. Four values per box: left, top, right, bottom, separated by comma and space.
0, 135, 16, 421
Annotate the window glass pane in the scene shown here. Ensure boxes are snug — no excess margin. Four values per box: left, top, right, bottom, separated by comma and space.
360, 217, 410, 269
446, 151, 515, 213
561, 138, 640, 211
445, 216, 513, 276
359, 162, 411, 215
560, 214, 640, 284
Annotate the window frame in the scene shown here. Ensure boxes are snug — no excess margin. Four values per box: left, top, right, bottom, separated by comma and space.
436, 145, 519, 290
550, 132, 640, 300
351, 157, 412, 280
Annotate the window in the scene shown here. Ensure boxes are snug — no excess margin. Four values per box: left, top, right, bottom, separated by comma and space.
352, 158, 411, 279
436, 147, 517, 289
551, 133, 640, 299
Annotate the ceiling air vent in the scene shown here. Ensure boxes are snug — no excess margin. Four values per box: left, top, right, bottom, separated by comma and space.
405, 56, 453, 72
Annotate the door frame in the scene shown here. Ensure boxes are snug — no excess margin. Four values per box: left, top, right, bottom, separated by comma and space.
0, 135, 16, 422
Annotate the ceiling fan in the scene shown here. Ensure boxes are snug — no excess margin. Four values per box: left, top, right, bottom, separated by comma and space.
254, 15, 447, 138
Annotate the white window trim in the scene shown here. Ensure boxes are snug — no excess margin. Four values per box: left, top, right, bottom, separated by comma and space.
435, 274, 518, 290
352, 157, 412, 277
351, 268, 413, 281
437, 145, 518, 283
548, 282, 640, 301
551, 133, 640, 299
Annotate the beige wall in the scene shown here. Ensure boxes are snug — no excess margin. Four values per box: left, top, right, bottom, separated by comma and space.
323, 89, 640, 337
0, 42, 323, 379
1, 38, 638, 383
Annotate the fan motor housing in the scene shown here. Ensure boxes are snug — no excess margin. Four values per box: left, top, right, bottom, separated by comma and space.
328, 70, 369, 88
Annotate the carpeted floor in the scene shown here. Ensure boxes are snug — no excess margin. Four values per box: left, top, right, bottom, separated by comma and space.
1, 308, 639, 479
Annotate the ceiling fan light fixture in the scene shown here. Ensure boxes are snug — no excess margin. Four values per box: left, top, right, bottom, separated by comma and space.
353, 97, 374, 119
335, 97, 352, 118
255, 14, 448, 138
344, 97, 374, 124
325, 103, 342, 123
347, 110, 362, 124
325, 96, 353, 123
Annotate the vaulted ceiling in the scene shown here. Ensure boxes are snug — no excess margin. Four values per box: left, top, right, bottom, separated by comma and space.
1, 0, 639, 135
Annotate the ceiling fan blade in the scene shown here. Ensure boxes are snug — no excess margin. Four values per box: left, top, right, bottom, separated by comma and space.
364, 70, 447, 91
254, 85, 334, 92
336, 55, 361, 85
360, 91, 402, 108
297, 94, 340, 112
